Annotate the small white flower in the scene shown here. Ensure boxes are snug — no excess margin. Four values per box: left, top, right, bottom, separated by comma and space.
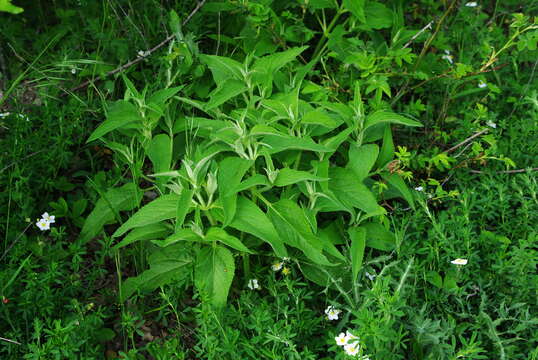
414, 186, 424, 192
325, 305, 341, 321
335, 332, 348, 346
71, 68, 76, 74
41, 212, 55, 224
0, 112, 11, 118
271, 261, 283, 271
478, 80, 487, 88
247, 279, 259, 290
344, 341, 360, 356
442, 54, 454, 64
486, 121, 497, 128
465, 2, 478, 7
36, 218, 50, 231
451, 258, 468, 265
365, 271, 376, 281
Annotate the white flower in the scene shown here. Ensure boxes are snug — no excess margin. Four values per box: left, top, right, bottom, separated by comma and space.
442, 50, 454, 64
365, 271, 376, 281
271, 261, 283, 271
414, 186, 424, 192
335, 332, 348, 346
486, 121, 497, 128
36, 218, 50, 231
0, 112, 10, 118
451, 258, 468, 265
344, 341, 360, 356
325, 305, 341, 321
41, 212, 55, 224
247, 279, 259, 290
346, 330, 359, 341
465, 2, 478, 7
478, 80, 487, 88
71, 68, 76, 74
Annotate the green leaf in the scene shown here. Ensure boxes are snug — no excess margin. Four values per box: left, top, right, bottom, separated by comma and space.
121, 244, 192, 301
426, 271, 443, 289
78, 183, 141, 245
195, 245, 235, 307
148, 134, 172, 173
363, 2, 393, 29
112, 194, 180, 238
267, 199, 331, 265
301, 109, 340, 129
253, 46, 308, 76
229, 196, 287, 257
153, 228, 201, 247
364, 111, 422, 130
206, 227, 253, 254
376, 125, 395, 169
329, 167, 384, 215
218, 157, 253, 226
362, 222, 396, 251
349, 227, 366, 283
206, 79, 248, 110
381, 172, 415, 209
274, 168, 327, 187
200, 54, 243, 84
343, 0, 365, 22
87, 101, 142, 143
148, 86, 182, 105
0, 0, 23, 14
176, 187, 194, 231
236, 174, 269, 192
113, 223, 170, 249
347, 144, 379, 180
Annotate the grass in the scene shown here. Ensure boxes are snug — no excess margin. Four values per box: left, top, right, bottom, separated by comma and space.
1, 1, 537, 359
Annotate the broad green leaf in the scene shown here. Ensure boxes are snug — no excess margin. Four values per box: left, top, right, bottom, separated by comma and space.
148, 134, 172, 173
362, 2, 393, 29
0, 0, 23, 13
78, 183, 141, 245
267, 199, 331, 265
87, 101, 142, 143
153, 228, 201, 247
206, 227, 253, 254
348, 144, 379, 180
364, 111, 422, 130
229, 196, 287, 257
376, 125, 395, 168
301, 109, 340, 129
362, 222, 396, 251
206, 79, 248, 110
236, 174, 269, 192
148, 86, 182, 105
426, 271, 443, 289
343, 0, 365, 22
112, 194, 180, 237
348, 227, 366, 283
218, 157, 253, 225
329, 167, 384, 215
200, 54, 243, 84
113, 223, 170, 249
322, 126, 354, 151
274, 168, 327, 187
252, 46, 308, 76
195, 245, 235, 307
381, 172, 415, 208
263, 134, 333, 154
121, 244, 192, 301
173, 117, 227, 135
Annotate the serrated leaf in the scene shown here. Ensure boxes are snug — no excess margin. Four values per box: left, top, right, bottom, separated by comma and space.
87, 101, 142, 143
364, 111, 422, 130
349, 227, 366, 283
229, 196, 287, 257
78, 183, 141, 245
274, 168, 327, 187
112, 194, 180, 238
195, 246, 235, 307
348, 144, 379, 180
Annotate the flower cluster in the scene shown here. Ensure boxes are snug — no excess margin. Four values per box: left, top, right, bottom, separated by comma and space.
325, 305, 341, 321
335, 330, 370, 358
36, 212, 55, 231
271, 257, 291, 275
